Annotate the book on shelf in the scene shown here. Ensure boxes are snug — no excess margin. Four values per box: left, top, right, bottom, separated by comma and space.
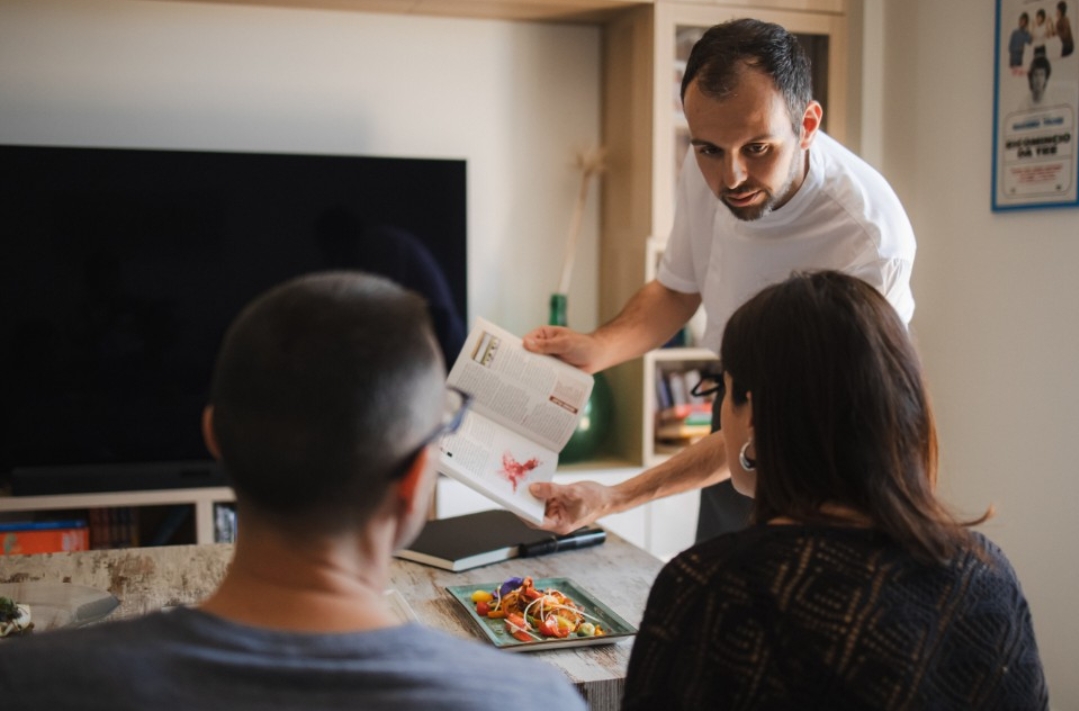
396, 509, 605, 572
659, 368, 713, 405
657, 402, 713, 426
214, 503, 237, 544
89, 507, 140, 549
655, 420, 712, 444
666, 369, 689, 406
0, 519, 90, 555
437, 318, 594, 524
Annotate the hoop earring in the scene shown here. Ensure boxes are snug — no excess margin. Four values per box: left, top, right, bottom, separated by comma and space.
738, 439, 756, 471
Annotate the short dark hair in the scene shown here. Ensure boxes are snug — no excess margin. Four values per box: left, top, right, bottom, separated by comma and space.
1060, 1, 1068, 15
720, 271, 986, 564
681, 18, 814, 134
209, 271, 442, 531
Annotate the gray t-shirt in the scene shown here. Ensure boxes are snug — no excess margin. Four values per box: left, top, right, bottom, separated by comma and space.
0, 607, 586, 711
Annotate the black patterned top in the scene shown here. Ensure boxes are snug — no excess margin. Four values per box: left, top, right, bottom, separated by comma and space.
623, 525, 1047, 711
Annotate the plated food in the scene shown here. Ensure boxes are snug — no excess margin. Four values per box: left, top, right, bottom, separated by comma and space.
446, 576, 636, 652
471, 576, 604, 641
0, 596, 33, 638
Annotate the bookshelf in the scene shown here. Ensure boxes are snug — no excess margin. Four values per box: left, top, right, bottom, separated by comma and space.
0, 488, 235, 548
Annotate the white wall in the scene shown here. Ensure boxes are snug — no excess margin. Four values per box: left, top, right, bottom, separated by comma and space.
867, 1, 1079, 705
0, 0, 602, 337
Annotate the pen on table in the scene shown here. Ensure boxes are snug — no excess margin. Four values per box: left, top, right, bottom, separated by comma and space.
518, 527, 607, 557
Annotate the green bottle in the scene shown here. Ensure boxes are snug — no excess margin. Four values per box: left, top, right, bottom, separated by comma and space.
549, 293, 568, 327
548, 292, 613, 463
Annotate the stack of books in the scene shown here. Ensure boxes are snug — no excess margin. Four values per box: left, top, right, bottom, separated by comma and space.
88, 508, 139, 549
0, 519, 90, 555
655, 401, 713, 443
655, 365, 716, 444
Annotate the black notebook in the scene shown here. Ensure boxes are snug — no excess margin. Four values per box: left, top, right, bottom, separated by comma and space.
396, 509, 605, 572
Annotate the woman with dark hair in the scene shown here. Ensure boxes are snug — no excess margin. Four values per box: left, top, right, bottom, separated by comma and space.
622, 271, 1048, 710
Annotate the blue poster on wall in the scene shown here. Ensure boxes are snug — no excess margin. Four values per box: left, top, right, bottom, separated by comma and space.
992, 0, 1079, 211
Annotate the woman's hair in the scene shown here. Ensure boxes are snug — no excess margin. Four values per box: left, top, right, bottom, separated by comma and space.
720, 270, 988, 563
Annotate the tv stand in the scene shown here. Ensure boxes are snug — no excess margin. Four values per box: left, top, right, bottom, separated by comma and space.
0, 487, 235, 546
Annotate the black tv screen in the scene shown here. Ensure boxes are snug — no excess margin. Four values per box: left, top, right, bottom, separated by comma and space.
1, 144, 467, 494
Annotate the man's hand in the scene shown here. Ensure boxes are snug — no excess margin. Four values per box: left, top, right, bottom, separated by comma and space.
523, 281, 701, 376
528, 480, 615, 535
522, 326, 605, 374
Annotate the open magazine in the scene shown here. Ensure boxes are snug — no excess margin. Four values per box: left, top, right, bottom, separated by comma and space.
437, 318, 594, 523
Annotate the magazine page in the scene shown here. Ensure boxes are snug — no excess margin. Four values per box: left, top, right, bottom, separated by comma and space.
446, 318, 594, 452
437, 410, 557, 524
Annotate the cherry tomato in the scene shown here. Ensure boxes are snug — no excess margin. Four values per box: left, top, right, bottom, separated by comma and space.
536, 618, 558, 637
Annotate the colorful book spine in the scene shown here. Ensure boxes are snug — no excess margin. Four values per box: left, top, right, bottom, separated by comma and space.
0, 519, 90, 555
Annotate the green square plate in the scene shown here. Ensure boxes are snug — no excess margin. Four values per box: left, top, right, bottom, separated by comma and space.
445, 576, 636, 652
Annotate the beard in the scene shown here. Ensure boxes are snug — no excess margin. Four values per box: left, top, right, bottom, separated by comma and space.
720, 149, 804, 222
721, 185, 779, 222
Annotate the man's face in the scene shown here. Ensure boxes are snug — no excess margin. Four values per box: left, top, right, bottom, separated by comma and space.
683, 69, 819, 222
1031, 67, 1048, 98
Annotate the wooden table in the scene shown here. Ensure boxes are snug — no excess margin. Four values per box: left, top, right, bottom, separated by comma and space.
0, 532, 665, 710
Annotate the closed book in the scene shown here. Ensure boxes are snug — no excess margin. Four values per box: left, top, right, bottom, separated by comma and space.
666, 370, 689, 405
0, 520, 90, 555
658, 402, 713, 425
396, 509, 603, 572
655, 421, 712, 442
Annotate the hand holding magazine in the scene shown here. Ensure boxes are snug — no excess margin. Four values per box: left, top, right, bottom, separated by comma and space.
438, 318, 594, 523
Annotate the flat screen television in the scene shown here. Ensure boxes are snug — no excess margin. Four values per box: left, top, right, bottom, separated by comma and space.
0, 144, 467, 495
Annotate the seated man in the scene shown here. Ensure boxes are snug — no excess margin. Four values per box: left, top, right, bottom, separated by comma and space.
0, 272, 586, 711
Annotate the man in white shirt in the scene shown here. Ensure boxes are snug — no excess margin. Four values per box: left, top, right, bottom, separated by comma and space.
523, 18, 916, 541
